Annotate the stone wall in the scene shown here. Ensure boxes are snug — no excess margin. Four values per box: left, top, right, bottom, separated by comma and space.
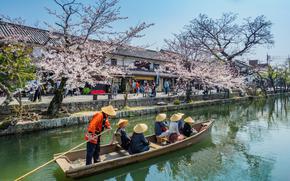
0, 95, 247, 136
0, 92, 236, 115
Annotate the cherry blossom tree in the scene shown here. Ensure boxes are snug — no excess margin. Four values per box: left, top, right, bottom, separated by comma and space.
158, 50, 246, 101
36, 0, 153, 116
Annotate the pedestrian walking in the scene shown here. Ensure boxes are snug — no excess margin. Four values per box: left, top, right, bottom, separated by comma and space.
144, 83, 150, 97
132, 80, 136, 94
136, 81, 140, 96
33, 82, 42, 102
164, 80, 170, 95
151, 83, 156, 97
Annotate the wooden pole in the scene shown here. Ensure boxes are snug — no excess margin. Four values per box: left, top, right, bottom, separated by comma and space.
14, 129, 111, 181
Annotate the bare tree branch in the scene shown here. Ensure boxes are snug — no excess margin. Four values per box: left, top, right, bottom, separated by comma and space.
166, 13, 274, 62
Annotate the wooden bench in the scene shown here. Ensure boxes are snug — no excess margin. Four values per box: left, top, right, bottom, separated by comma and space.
156, 136, 168, 144
149, 142, 162, 149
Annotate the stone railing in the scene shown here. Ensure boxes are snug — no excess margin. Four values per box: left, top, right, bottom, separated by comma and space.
0, 92, 238, 115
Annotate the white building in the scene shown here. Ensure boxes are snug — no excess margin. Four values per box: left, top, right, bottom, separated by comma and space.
0, 20, 177, 93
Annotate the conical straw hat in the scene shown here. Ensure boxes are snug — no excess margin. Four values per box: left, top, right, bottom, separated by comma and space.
117, 119, 128, 127
177, 113, 185, 117
170, 114, 182, 122
155, 113, 167, 122
184, 117, 195, 124
133, 123, 148, 133
101, 105, 116, 116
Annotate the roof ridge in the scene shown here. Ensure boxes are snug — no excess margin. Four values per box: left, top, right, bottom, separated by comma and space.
0, 20, 51, 33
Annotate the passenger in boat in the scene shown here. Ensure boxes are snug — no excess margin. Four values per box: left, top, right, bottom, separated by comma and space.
111, 119, 131, 150
168, 113, 185, 143
84, 105, 116, 165
182, 117, 198, 137
177, 113, 185, 133
128, 123, 150, 154
155, 113, 169, 137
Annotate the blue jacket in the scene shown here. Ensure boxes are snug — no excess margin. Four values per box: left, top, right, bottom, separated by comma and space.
155, 122, 167, 136
129, 133, 149, 154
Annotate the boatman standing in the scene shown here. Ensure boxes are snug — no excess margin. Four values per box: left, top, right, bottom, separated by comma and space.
85, 105, 116, 165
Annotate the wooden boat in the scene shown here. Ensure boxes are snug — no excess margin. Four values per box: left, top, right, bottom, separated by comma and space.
54, 120, 214, 178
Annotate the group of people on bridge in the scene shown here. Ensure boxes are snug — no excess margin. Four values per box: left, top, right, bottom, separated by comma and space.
84, 105, 198, 165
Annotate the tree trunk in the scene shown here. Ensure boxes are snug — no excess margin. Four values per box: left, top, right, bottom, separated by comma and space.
185, 82, 192, 103
255, 72, 268, 96
260, 86, 268, 97
124, 91, 128, 107
47, 78, 67, 116
14, 91, 23, 118
0, 82, 13, 106
123, 78, 129, 107
271, 79, 276, 93
283, 80, 287, 92
108, 79, 113, 104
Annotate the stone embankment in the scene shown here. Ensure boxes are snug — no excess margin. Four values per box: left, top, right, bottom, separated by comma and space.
0, 95, 252, 136
0, 93, 234, 115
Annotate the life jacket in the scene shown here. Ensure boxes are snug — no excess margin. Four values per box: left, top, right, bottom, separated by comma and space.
85, 113, 107, 144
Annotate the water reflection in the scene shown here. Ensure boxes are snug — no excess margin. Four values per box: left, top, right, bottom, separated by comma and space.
1, 96, 290, 181
115, 173, 127, 181
130, 167, 149, 181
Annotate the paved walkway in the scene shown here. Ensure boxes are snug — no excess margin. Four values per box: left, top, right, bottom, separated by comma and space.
0, 92, 192, 106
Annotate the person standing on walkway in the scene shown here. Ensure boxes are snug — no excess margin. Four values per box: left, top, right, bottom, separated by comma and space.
132, 80, 136, 95
151, 82, 156, 97
114, 84, 119, 98
164, 80, 170, 95
111, 84, 116, 98
140, 83, 145, 97
33, 82, 42, 102
144, 83, 150, 97
136, 81, 140, 96
85, 105, 116, 165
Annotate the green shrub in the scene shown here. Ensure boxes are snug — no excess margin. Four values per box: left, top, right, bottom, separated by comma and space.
173, 99, 181, 105
122, 106, 131, 110
83, 87, 91, 95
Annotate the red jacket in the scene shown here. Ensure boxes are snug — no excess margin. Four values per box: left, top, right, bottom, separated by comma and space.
85, 112, 111, 144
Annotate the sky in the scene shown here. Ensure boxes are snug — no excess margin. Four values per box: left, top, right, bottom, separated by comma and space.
0, 0, 290, 64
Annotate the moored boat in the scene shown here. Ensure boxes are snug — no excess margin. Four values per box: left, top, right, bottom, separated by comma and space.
54, 120, 214, 178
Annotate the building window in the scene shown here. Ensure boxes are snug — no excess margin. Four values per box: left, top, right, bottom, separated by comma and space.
153, 64, 160, 70
111, 59, 117, 66
149, 63, 154, 71
134, 60, 150, 70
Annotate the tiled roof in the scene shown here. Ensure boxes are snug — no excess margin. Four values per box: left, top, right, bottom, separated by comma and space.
0, 21, 171, 62
0, 21, 58, 45
234, 60, 250, 68
110, 47, 169, 62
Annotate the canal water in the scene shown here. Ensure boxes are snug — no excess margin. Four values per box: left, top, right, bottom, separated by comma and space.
1, 96, 290, 181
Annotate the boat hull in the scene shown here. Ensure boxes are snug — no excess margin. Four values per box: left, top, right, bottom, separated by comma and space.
55, 120, 214, 178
